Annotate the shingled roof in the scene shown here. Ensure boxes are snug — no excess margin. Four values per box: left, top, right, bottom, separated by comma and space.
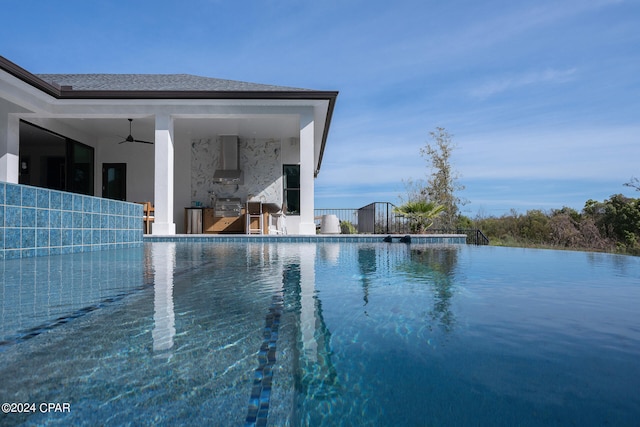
35, 73, 313, 92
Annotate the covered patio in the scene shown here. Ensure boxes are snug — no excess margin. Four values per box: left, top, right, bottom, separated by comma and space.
0, 56, 338, 235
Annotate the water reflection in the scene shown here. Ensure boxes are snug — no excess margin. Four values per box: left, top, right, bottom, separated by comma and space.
406, 247, 459, 331
0, 249, 145, 346
284, 244, 339, 400
357, 247, 377, 306
150, 243, 176, 355
352, 244, 461, 332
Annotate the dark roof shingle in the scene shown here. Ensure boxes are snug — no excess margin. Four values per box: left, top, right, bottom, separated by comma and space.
35, 73, 312, 92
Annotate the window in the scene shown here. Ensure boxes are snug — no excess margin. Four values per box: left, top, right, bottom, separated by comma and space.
68, 140, 94, 195
19, 120, 95, 195
283, 165, 300, 215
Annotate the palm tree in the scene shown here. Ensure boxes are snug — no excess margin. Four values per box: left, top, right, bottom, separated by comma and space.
393, 200, 444, 234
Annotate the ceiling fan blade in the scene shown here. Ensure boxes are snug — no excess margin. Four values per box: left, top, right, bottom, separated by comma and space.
114, 119, 152, 144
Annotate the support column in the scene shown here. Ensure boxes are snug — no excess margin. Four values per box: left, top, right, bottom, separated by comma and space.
299, 112, 316, 234
153, 114, 176, 235
0, 109, 19, 183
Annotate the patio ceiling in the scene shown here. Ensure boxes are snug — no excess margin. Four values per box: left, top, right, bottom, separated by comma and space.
33, 115, 302, 143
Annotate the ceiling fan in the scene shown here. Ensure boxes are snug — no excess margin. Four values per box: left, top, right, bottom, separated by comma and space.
117, 119, 153, 145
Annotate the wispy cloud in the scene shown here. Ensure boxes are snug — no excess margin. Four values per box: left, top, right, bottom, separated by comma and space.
470, 68, 578, 99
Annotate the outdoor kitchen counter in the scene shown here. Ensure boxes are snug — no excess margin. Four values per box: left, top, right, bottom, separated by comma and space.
202, 207, 245, 233
185, 203, 282, 234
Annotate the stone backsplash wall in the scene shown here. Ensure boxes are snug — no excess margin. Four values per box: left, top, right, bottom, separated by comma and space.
191, 137, 283, 207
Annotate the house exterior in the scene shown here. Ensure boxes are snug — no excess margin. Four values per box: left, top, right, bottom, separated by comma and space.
0, 56, 338, 235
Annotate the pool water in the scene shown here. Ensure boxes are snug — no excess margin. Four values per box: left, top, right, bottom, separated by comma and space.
1, 242, 639, 426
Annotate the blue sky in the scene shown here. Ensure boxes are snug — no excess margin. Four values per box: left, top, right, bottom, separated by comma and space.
2, 0, 639, 216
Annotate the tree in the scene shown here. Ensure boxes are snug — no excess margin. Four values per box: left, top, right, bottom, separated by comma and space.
419, 127, 465, 229
393, 200, 444, 233
624, 176, 640, 192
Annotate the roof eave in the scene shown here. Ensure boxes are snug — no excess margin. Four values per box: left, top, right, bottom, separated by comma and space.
54, 88, 338, 101
0, 56, 61, 97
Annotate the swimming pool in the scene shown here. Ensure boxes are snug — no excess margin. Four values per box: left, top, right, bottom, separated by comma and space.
1, 242, 639, 426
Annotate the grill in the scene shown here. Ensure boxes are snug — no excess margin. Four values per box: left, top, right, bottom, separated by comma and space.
214, 198, 242, 217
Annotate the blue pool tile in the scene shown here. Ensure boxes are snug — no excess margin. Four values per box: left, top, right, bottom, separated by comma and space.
82, 196, 93, 212
91, 213, 100, 228
36, 229, 49, 247
0, 182, 5, 204
49, 229, 61, 247
4, 249, 19, 259
72, 194, 82, 212
0, 205, 4, 227
83, 229, 92, 245
21, 207, 36, 228
92, 197, 100, 212
92, 230, 101, 245
36, 248, 50, 257
73, 212, 84, 228
36, 209, 50, 228
21, 186, 36, 207
72, 230, 83, 245
62, 192, 73, 210
21, 248, 36, 258
101, 215, 108, 229
82, 213, 91, 229
5, 228, 20, 249
50, 191, 62, 209
0, 228, 3, 249
62, 211, 73, 228
62, 229, 73, 246
36, 188, 50, 208
22, 228, 35, 248
50, 210, 61, 228
6, 184, 21, 206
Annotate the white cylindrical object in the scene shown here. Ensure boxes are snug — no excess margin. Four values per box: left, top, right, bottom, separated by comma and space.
320, 214, 340, 234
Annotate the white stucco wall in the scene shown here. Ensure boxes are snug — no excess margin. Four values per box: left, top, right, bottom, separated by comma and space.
95, 136, 155, 203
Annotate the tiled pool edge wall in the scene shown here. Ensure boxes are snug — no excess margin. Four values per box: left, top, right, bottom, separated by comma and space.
0, 182, 143, 260
145, 234, 468, 244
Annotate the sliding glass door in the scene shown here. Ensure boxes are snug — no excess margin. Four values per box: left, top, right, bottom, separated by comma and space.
19, 120, 95, 196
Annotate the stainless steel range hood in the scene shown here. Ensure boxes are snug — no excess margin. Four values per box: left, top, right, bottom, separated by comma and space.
212, 135, 243, 184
